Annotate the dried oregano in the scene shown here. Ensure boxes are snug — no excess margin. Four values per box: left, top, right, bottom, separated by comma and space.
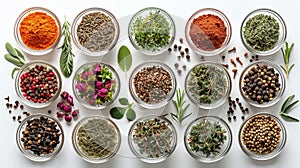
243, 14, 279, 51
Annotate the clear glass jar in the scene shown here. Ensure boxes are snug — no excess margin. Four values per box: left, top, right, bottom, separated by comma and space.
185, 8, 232, 56
128, 115, 177, 163
15, 60, 62, 108
14, 7, 61, 55
71, 7, 120, 56
238, 112, 287, 160
72, 62, 120, 109
240, 8, 287, 56
239, 60, 286, 108
129, 61, 176, 109
185, 62, 231, 109
16, 114, 64, 162
72, 115, 121, 163
128, 7, 176, 56
184, 115, 232, 163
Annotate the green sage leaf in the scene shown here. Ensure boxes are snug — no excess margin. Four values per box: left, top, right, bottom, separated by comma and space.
4, 54, 24, 67
110, 107, 126, 119
119, 98, 129, 105
126, 108, 136, 121
283, 100, 299, 114
15, 48, 25, 61
281, 95, 295, 112
118, 45, 132, 72
5, 42, 18, 57
280, 112, 299, 122
11, 67, 20, 79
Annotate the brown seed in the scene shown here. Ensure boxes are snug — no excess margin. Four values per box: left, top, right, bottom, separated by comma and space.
179, 38, 183, 43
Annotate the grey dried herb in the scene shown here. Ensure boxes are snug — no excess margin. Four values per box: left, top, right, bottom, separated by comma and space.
188, 119, 227, 157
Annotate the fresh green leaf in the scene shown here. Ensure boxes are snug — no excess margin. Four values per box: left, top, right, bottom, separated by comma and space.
11, 67, 20, 79
119, 98, 129, 105
283, 100, 299, 114
110, 107, 126, 119
15, 48, 25, 61
170, 88, 191, 125
126, 108, 136, 121
5, 42, 18, 57
288, 64, 295, 74
281, 95, 295, 112
280, 65, 286, 73
280, 112, 299, 122
118, 45, 132, 72
4, 54, 24, 67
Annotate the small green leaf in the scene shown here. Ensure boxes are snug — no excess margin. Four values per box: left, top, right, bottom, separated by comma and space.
118, 45, 132, 72
11, 67, 20, 79
288, 64, 295, 74
281, 95, 295, 112
15, 48, 25, 61
283, 100, 299, 114
110, 107, 126, 119
280, 112, 299, 122
126, 108, 136, 121
119, 98, 129, 105
5, 42, 18, 57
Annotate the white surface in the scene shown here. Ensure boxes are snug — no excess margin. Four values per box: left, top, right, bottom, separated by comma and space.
1, 0, 300, 168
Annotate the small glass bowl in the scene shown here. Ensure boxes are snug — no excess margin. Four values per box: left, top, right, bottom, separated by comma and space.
72, 115, 121, 163
185, 8, 232, 56
14, 7, 61, 55
128, 115, 177, 163
71, 7, 120, 56
16, 114, 64, 162
129, 61, 176, 109
72, 62, 120, 109
238, 112, 287, 160
240, 8, 287, 56
239, 60, 286, 108
185, 62, 231, 109
184, 116, 232, 163
128, 7, 176, 55
15, 60, 62, 108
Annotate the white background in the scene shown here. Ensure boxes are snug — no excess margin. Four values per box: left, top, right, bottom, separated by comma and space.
1, 0, 300, 168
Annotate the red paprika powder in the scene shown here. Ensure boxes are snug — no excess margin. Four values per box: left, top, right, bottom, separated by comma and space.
189, 14, 227, 51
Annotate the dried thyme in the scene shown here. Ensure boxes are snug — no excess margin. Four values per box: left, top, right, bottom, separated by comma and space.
187, 119, 227, 157
243, 14, 279, 51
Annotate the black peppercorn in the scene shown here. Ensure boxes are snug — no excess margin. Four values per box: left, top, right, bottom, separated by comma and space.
168, 48, 172, 52
241, 116, 245, 120
186, 55, 190, 60
233, 116, 236, 120
221, 55, 225, 59
228, 116, 231, 121
178, 46, 182, 51
173, 44, 177, 49
180, 51, 184, 56
179, 38, 183, 43
185, 48, 189, 53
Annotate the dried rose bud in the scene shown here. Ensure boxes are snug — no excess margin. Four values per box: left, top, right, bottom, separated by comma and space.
67, 96, 74, 106
57, 102, 65, 110
64, 114, 72, 122
60, 91, 69, 100
72, 110, 79, 117
56, 111, 64, 118
63, 104, 72, 113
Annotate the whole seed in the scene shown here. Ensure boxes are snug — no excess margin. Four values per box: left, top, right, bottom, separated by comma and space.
133, 65, 173, 104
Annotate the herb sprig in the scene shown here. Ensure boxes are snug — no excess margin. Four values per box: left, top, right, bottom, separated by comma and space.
59, 17, 75, 78
280, 42, 294, 78
169, 89, 191, 125
279, 94, 299, 122
4, 42, 26, 78
110, 98, 136, 121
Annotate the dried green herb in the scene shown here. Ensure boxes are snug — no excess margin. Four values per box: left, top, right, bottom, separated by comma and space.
243, 14, 279, 51
4, 42, 26, 78
279, 94, 299, 122
117, 45, 132, 77
59, 17, 75, 78
280, 42, 294, 78
110, 98, 136, 121
170, 88, 191, 125
188, 119, 227, 157
130, 10, 171, 52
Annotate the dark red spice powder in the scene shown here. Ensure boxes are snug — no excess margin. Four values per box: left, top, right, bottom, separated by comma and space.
189, 14, 227, 51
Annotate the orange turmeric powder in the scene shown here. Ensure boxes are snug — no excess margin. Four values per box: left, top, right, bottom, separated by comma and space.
19, 11, 59, 50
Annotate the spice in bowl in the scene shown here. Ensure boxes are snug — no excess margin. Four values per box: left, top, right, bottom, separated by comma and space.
128, 116, 177, 163
14, 7, 61, 55
185, 62, 231, 109
129, 62, 176, 109
73, 62, 119, 109
16, 114, 64, 162
128, 7, 175, 55
72, 116, 121, 163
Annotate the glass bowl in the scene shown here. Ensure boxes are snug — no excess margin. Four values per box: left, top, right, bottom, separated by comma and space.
185, 62, 231, 109
14, 7, 61, 55
16, 114, 64, 162
128, 7, 176, 55
184, 116, 232, 163
129, 61, 176, 109
240, 8, 287, 56
185, 8, 232, 56
15, 60, 62, 108
239, 60, 286, 108
128, 115, 177, 163
72, 115, 121, 163
238, 112, 287, 160
72, 62, 120, 109
71, 7, 120, 56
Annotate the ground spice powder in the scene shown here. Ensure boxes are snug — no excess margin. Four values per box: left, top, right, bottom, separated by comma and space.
189, 14, 227, 51
19, 11, 59, 50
